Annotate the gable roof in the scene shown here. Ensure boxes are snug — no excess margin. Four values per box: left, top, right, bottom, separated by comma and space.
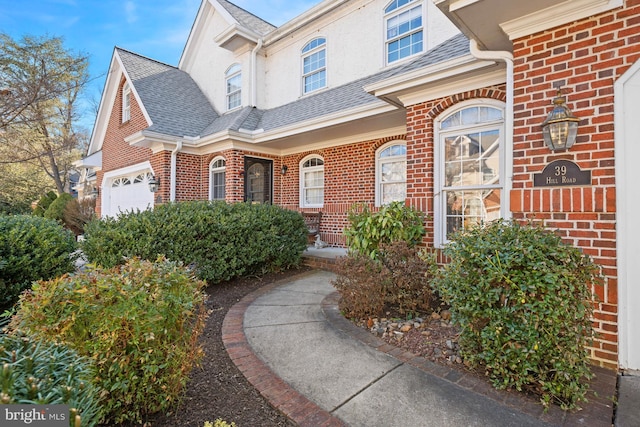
216, 0, 276, 36
116, 48, 218, 138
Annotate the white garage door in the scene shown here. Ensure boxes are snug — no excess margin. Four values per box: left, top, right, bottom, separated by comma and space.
107, 171, 154, 217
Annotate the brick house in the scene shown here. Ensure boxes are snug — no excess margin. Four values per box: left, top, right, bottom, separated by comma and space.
76, 0, 640, 372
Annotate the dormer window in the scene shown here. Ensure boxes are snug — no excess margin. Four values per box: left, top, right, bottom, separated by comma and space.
302, 38, 326, 95
385, 0, 424, 64
122, 82, 131, 122
226, 64, 241, 110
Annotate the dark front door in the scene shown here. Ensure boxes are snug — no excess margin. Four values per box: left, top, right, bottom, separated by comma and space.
244, 157, 272, 204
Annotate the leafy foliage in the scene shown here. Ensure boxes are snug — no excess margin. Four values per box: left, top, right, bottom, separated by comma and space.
435, 219, 601, 409
62, 196, 96, 236
33, 191, 58, 216
0, 332, 101, 426
0, 215, 78, 310
11, 257, 209, 424
344, 201, 425, 259
333, 241, 437, 319
44, 192, 73, 222
81, 201, 308, 283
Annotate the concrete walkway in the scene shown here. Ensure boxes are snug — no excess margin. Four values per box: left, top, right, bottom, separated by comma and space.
222, 269, 619, 427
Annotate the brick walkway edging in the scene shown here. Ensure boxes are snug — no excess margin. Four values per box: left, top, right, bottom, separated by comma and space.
223, 270, 616, 427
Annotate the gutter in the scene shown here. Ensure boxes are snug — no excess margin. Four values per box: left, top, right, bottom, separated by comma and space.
250, 38, 264, 107
170, 140, 183, 202
468, 39, 514, 219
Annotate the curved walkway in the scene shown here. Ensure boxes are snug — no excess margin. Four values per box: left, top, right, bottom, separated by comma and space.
222, 269, 617, 427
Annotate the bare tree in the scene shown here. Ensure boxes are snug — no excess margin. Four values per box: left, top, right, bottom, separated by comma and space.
0, 33, 90, 195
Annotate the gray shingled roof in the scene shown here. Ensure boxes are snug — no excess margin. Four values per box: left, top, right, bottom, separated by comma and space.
116, 48, 218, 138
116, 33, 469, 140
217, 0, 276, 36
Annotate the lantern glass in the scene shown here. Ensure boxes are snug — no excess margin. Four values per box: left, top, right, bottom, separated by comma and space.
541, 91, 580, 151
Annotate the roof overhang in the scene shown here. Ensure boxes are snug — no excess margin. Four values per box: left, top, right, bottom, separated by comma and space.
73, 150, 102, 170
215, 23, 261, 52
433, 0, 623, 51
365, 53, 505, 107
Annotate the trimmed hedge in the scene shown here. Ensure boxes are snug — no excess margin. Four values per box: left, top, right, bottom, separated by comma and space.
81, 201, 308, 283
435, 219, 601, 409
12, 258, 208, 424
0, 215, 78, 309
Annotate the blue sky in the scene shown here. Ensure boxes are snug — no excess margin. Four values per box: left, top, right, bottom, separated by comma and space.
0, 0, 319, 130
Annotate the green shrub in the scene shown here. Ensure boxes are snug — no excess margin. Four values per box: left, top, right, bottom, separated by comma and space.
0, 332, 101, 426
333, 241, 436, 319
44, 193, 74, 223
435, 219, 601, 409
81, 201, 308, 283
344, 201, 425, 259
0, 215, 78, 310
33, 191, 58, 216
11, 257, 209, 424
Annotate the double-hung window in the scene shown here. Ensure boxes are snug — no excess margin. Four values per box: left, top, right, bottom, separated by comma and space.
226, 64, 241, 110
435, 102, 505, 246
122, 82, 131, 122
385, 0, 424, 64
300, 155, 324, 208
376, 142, 407, 206
302, 38, 326, 94
209, 157, 226, 201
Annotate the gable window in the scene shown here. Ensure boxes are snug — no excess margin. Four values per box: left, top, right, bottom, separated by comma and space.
122, 82, 131, 122
226, 64, 241, 110
302, 38, 326, 95
300, 155, 324, 207
385, 0, 423, 64
376, 141, 407, 206
209, 157, 226, 201
435, 102, 505, 247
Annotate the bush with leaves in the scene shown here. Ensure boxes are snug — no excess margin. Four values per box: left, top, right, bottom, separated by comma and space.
63, 197, 96, 235
43, 192, 74, 223
344, 201, 425, 259
0, 215, 78, 310
435, 219, 601, 409
33, 191, 58, 216
0, 332, 102, 426
333, 241, 436, 319
11, 257, 208, 424
81, 201, 308, 283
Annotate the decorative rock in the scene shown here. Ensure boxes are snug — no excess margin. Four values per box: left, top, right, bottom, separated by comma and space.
431, 312, 441, 320
441, 310, 452, 321
446, 340, 454, 350
400, 324, 412, 332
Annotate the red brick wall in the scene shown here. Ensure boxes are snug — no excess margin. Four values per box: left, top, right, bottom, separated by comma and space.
508, 1, 640, 368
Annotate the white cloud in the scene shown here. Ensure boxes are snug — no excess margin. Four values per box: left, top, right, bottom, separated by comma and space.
124, 1, 137, 24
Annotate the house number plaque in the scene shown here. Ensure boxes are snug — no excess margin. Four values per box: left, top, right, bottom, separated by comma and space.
533, 160, 591, 187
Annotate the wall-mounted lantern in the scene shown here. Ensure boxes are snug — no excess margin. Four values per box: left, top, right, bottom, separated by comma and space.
281, 164, 288, 175
148, 175, 160, 193
89, 187, 99, 198
541, 89, 580, 151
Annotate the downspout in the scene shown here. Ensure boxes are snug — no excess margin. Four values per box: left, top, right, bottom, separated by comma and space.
170, 140, 183, 202
250, 38, 263, 107
469, 39, 514, 219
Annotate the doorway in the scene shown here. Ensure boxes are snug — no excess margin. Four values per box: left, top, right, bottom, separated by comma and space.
244, 157, 273, 204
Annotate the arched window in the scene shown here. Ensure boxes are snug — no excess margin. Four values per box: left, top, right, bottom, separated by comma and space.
302, 38, 326, 94
299, 155, 324, 208
122, 82, 131, 122
435, 102, 505, 246
384, 0, 423, 64
376, 141, 407, 206
209, 157, 226, 201
226, 64, 241, 110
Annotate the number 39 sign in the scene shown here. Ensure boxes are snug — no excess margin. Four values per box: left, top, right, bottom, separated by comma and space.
533, 159, 591, 187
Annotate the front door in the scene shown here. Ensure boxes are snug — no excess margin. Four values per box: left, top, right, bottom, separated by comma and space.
244, 157, 273, 204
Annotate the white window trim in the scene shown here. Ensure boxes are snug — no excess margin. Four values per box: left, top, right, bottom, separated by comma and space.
301, 37, 327, 96
209, 156, 226, 201
384, 0, 425, 66
375, 140, 407, 207
433, 99, 506, 248
299, 154, 324, 208
122, 82, 131, 122
226, 64, 242, 111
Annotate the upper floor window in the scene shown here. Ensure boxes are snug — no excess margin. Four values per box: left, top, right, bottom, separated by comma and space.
385, 0, 423, 64
302, 38, 326, 95
209, 157, 226, 201
300, 155, 324, 207
376, 141, 407, 206
435, 102, 505, 247
122, 82, 131, 122
226, 64, 241, 110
